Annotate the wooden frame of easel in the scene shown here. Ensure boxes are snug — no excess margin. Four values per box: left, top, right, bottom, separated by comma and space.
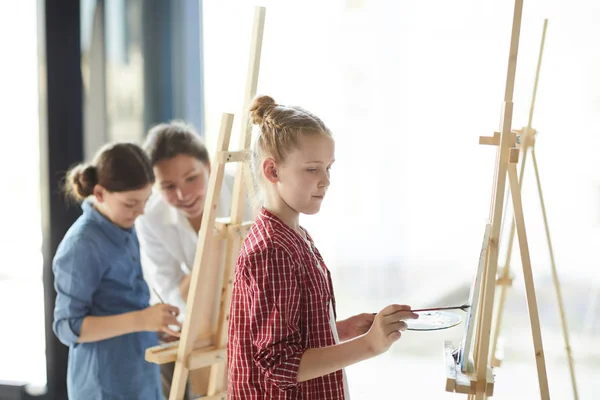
444, 1, 551, 398
144, 7, 266, 400
489, 18, 579, 400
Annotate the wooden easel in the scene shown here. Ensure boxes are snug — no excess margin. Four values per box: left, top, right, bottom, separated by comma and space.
444, 1, 550, 398
144, 7, 266, 400
490, 19, 579, 399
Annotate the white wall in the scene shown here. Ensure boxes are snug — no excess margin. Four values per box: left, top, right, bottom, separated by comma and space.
203, 0, 600, 294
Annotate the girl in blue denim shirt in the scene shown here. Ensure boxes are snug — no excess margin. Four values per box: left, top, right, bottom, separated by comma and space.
52, 143, 181, 400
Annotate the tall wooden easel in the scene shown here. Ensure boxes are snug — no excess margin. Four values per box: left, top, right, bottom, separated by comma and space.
144, 7, 266, 400
490, 19, 579, 399
444, 1, 550, 398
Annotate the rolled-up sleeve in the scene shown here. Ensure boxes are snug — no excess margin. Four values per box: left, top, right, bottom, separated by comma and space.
248, 247, 303, 390
52, 238, 103, 347
136, 219, 186, 313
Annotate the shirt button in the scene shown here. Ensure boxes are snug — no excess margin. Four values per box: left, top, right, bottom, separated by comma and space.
132, 256, 137, 262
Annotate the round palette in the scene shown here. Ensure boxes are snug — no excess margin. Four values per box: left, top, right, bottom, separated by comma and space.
406, 310, 463, 331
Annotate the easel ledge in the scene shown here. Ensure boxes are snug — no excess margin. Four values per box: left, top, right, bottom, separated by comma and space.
444, 341, 494, 396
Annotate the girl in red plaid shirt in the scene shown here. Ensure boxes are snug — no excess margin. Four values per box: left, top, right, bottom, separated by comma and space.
227, 95, 419, 399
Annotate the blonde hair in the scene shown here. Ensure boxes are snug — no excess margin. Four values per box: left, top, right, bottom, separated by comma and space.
248, 95, 332, 207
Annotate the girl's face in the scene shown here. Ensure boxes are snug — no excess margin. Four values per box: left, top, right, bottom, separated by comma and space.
93, 184, 153, 229
153, 154, 210, 219
264, 133, 335, 216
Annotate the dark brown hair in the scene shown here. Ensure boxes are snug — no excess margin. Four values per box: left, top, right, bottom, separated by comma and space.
64, 142, 155, 202
143, 120, 210, 166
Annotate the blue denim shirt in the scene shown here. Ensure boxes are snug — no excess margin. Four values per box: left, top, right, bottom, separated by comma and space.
53, 201, 161, 399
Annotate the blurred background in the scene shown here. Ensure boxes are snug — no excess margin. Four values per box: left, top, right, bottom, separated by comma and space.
1, 0, 599, 399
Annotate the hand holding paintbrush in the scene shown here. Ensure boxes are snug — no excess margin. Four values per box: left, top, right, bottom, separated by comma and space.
141, 288, 182, 340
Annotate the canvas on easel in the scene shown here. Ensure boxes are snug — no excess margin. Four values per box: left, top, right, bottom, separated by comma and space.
458, 223, 491, 374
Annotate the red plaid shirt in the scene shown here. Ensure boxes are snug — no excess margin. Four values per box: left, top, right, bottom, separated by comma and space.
227, 208, 345, 399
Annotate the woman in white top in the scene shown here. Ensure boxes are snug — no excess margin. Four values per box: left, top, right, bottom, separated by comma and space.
136, 120, 241, 399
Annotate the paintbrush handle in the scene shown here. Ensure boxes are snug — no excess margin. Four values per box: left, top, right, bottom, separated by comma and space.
152, 288, 165, 304
371, 305, 468, 315
411, 305, 466, 312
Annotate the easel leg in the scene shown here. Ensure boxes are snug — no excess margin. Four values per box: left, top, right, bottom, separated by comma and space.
583, 286, 599, 336
189, 368, 211, 396
507, 163, 550, 399
491, 144, 529, 365
531, 148, 579, 399
207, 233, 243, 395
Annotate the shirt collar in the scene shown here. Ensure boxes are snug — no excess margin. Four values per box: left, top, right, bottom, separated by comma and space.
259, 207, 311, 245
82, 200, 135, 245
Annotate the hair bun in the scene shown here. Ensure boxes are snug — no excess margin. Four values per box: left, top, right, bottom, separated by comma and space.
72, 164, 98, 199
249, 95, 277, 125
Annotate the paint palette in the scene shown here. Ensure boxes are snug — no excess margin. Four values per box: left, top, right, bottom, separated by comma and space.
406, 310, 462, 331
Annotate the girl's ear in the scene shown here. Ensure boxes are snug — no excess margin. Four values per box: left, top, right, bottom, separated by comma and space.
262, 158, 279, 184
93, 184, 105, 203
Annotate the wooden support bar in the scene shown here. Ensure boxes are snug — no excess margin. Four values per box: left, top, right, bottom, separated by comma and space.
480, 131, 517, 147
187, 348, 226, 370
216, 150, 249, 164
479, 132, 500, 146
213, 218, 253, 239
146, 341, 180, 364
214, 217, 253, 233
229, 221, 253, 235
145, 338, 213, 365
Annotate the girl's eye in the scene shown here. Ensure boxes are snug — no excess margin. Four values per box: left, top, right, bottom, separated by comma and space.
186, 175, 198, 183
124, 204, 135, 209
307, 168, 317, 173
162, 185, 175, 191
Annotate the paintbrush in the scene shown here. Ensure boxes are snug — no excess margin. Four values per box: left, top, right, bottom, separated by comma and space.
152, 288, 165, 304
372, 303, 470, 315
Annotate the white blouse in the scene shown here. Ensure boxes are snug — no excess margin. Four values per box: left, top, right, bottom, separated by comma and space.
135, 172, 250, 319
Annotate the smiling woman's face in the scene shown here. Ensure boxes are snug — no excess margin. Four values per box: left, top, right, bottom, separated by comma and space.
153, 154, 210, 218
